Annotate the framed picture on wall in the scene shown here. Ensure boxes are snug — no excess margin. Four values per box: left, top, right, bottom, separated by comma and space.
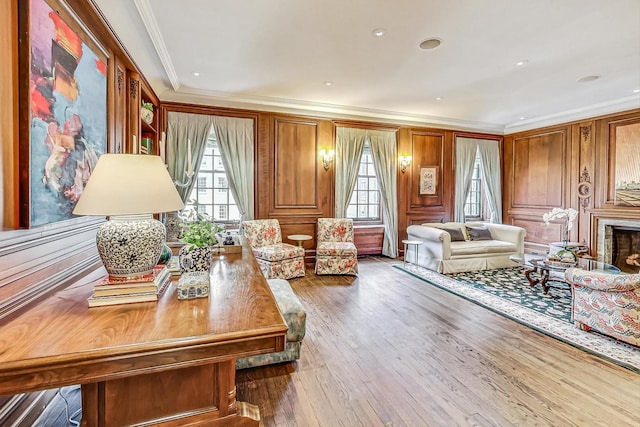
613, 121, 640, 206
18, 0, 108, 227
419, 166, 438, 195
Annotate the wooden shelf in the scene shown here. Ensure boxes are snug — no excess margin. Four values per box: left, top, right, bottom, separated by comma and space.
141, 119, 156, 134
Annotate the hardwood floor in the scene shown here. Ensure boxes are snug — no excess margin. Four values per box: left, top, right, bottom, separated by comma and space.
236, 256, 640, 427
35, 256, 639, 426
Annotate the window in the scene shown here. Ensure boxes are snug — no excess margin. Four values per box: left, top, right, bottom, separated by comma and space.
346, 142, 381, 222
464, 151, 486, 220
186, 134, 240, 223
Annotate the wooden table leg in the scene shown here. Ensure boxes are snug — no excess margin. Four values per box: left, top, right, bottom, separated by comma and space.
524, 267, 539, 287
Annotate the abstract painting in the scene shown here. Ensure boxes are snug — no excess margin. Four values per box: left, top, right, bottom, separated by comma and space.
24, 0, 107, 227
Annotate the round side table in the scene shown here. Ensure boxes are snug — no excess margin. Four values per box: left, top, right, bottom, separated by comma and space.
288, 234, 312, 248
402, 239, 423, 267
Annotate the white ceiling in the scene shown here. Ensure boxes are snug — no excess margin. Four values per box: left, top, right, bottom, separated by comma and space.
94, 0, 640, 134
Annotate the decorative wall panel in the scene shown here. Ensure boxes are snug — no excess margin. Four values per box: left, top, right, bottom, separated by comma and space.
274, 119, 318, 208
511, 132, 565, 208
409, 131, 445, 209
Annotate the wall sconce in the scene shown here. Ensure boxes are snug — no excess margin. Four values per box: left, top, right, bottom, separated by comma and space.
320, 149, 335, 171
399, 155, 412, 173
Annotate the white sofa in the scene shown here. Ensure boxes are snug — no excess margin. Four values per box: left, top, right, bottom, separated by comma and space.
405, 222, 526, 273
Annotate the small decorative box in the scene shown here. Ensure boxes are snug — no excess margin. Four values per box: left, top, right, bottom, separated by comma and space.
213, 235, 243, 255
177, 271, 210, 300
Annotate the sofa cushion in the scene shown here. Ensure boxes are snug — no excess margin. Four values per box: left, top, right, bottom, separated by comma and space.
437, 227, 467, 241
451, 240, 517, 255
467, 226, 493, 241
316, 241, 358, 257
252, 243, 304, 261
267, 279, 306, 342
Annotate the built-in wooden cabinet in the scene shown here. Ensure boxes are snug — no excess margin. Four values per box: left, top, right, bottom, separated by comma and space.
127, 73, 160, 155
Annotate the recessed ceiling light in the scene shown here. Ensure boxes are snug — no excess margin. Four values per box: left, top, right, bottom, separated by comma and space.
633, 89, 640, 93
577, 75, 599, 83
324, 81, 333, 86
419, 38, 442, 50
435, 97, 443, 101
372, 28, 386, 37
514, 60, 528, 67
519, 117, 526, 120
193, 72, 200, 77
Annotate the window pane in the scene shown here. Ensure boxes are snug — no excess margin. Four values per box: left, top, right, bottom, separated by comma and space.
357, 191, 367, 203
369, 178, 378, 191
369, 191, 378, 204
201, 156, 213, 171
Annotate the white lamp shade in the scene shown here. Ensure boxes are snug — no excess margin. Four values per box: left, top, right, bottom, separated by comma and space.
73, 154, 185, 216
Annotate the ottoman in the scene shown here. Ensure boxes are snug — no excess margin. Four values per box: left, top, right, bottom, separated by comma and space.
236, 279, 307, 369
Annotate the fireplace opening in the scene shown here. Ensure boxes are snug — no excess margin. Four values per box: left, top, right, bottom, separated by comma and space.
612, 226, 640, 273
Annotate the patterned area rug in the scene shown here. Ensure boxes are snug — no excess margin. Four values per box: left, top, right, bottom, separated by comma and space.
394, 263, 640, 373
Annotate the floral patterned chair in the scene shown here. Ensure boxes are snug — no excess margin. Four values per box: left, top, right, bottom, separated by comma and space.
243, 219, 305, 279
564, 268, 640, 347
315, 218, 358, 276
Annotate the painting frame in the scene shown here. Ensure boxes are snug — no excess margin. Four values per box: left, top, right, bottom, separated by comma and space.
419, 166, 438, 195
18, 0, 109, 228
613, 121, 640, 206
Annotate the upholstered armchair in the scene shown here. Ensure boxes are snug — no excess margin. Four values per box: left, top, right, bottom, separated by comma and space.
315, 218, 358, 276
564, 268, 640, 347
243, 219, 305, 279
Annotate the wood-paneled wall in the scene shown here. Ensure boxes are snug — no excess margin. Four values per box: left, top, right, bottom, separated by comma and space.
161, 101, 510, 258
503, 108, 640, 255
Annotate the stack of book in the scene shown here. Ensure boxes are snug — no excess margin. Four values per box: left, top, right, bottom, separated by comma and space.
166, 255, 182, 276
88, 265, 171, 307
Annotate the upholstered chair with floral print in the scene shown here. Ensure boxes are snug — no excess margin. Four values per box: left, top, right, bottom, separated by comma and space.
564, 268, 640, 347
315, 218, 358, 276
243, 219, 305, 279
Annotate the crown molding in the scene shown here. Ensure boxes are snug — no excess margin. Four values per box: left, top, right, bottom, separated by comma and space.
504, 95, 640, 134
133, 0, 180, 91
160, 88, 506, 133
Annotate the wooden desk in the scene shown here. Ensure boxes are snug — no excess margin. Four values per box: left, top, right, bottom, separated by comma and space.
0, 245, 287, 426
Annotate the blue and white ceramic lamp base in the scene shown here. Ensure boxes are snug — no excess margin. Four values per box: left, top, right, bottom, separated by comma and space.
96, 214, 166, 277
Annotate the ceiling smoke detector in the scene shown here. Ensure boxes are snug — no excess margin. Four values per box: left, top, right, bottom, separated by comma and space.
419, 38, 442, 50
577, 75, 600, 83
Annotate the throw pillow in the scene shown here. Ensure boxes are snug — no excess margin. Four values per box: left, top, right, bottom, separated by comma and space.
467, 226, 493, 241
437, 227, 467, 241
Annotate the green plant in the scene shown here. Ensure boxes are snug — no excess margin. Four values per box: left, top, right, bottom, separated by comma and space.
141, 101, 154, 112
179, 208, 224, 249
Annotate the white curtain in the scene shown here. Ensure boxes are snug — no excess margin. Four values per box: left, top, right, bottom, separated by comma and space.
454, 137, 479, 222
477, 139, 502, 223
166, 112, 215, 201
335, 127, 366, 218
367, 129, 398, 258
211, 116, 255, 221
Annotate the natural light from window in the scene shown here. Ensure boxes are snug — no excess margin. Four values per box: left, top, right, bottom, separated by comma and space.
186, 135, 240, 223
347, 142, 381, 221
464, 151, 484, 220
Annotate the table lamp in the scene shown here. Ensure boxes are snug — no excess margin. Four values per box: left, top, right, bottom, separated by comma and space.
73, 154, 185, 278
